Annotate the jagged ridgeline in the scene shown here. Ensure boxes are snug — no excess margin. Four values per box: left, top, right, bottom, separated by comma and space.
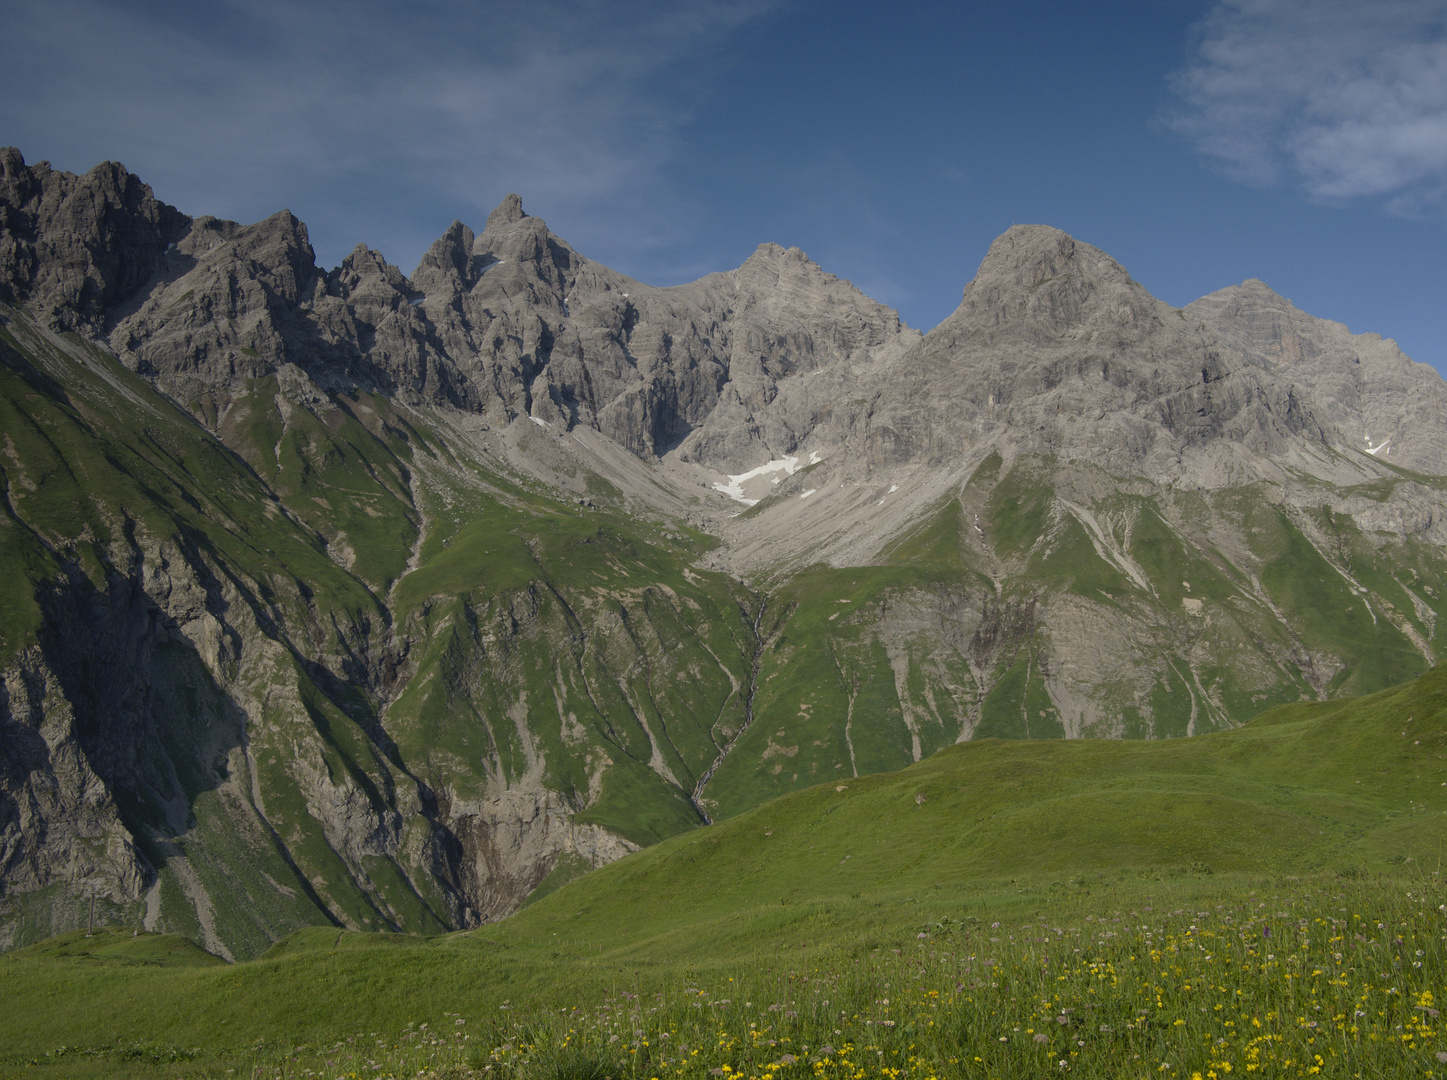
4, 147, 1447, 958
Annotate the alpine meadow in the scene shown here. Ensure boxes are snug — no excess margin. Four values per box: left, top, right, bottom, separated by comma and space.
1, 148, 1446, 1080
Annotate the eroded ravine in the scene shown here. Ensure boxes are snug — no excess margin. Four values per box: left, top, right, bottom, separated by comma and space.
690, 596, 770, 823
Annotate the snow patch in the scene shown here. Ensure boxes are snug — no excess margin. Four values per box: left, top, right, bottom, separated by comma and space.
714, 455, 802, 505
409, 296, 425, 306
808, 450, 822, 465
530, 416, 550, 428
801, 489, 817, 499
1365, 436, 1390, 456
889, 484, 898, 493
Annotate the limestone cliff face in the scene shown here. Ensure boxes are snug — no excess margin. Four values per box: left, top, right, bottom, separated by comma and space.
1188, 279, 1447, 475
0, 149, 910, 476
1, 149, 1433, 492
0, 147, 190, 333
0, 648, 151, 910
810, 226, 1331, 479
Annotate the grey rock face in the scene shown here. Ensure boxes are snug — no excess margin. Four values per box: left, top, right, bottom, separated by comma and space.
1188, 279, 1447, 474
0, 652, 150, 908
440, 787, 636, 922
0, 150, 911, 472
111, 211, 329, 387
0, 148, 190, 333
846, 226, 1331, 477
1, 149, 1439, 493
387, 214, 910, 466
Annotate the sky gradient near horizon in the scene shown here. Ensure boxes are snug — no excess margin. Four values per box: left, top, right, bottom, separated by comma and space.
2, 0, 1445, 370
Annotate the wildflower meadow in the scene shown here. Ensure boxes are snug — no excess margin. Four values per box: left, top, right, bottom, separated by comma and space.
248, 877, 1445, 1080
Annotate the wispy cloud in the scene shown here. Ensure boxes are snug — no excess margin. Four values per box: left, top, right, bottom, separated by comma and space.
1167, 0, 1447, 215
0, 0, 780, 270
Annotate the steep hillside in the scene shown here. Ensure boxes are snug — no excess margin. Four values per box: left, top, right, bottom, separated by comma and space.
0, 306, 761, 956
508, 656, 1447, 951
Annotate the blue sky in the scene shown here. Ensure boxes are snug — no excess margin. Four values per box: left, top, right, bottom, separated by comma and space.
2, 0, 1445, 370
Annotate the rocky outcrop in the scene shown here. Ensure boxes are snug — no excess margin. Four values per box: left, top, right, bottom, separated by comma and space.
440, 787, 637, 920
0, 150, 914, 473
0, 148, 189, 333
837, 226, 1332, 478
0, 650, 150, 909
1188, 279, 1447, 474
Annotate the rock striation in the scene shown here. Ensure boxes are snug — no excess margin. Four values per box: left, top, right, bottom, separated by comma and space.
803, 226, 1332, 482
1188, 279, 1447, 475
0, 151, 909, 474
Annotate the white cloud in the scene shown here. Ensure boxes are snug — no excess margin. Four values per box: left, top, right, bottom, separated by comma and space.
1168, 0, 1447, 215
0, 0, 780, 270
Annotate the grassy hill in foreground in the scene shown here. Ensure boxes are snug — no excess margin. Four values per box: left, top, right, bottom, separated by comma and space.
1, 665, 1445, 1078
500, 658, 1447, 953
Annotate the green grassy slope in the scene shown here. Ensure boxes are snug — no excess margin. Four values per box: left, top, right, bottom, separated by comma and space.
9, 927, 229, 967
703, 457, 1447, 818
0, 315, 420, 950
505, 658, 1447, 952
1, 663, 1444, 1077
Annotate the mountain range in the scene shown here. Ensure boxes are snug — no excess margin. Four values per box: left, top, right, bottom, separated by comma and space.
3, 147, 1446, 959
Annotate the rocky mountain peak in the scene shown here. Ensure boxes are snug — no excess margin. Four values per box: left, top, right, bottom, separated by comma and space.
333, 243, 410, 301
405, 201, 571, 304
1190, 279, 1447, 473
411, 219, 477, 291
1236, 277, 1281, 297
1189, 279, 1314, 357
742, 242, 833, 273
484, 192, 527, 231
972, 223, 1084, 290
0, 147, 189, 332
730, 243, 839, 298
474, 211, 562, 272
232, 210, 317, 299
3, 150, 1441, 484
850, 223, 1336, 477
942, 225, 1144, 349
958, 223, 1137, 312
740, 241, 808, 266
